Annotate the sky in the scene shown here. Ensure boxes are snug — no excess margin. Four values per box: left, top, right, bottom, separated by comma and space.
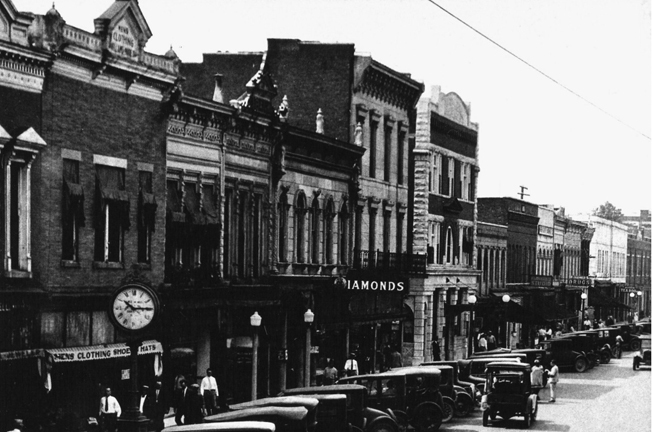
15, 0, 651, 216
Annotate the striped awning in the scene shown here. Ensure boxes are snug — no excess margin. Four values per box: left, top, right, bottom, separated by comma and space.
0, 348, 46, 362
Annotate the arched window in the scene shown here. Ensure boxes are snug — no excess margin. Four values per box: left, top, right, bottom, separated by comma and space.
295, 192, 307, 263
338, 201, 349, 265
278, 190, 289, 262
310, 196, 321, 264
324, 198, 334, 264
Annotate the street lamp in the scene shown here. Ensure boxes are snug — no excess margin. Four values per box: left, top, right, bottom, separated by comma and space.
467, 294, 477, 357
304, 309, 315, 387
637, 291, 643, 319
581, 293, 588, 329
502, 294, 510, 303
250, 311, 262, 400
501, 295, 510, 347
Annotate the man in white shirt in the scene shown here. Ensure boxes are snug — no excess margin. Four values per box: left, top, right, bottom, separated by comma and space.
200, 368, 219, 415
344, 353, 359, 376
99, 387, 121, 432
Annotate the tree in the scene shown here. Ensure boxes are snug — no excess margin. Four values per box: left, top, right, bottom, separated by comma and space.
592, 201, 624, 222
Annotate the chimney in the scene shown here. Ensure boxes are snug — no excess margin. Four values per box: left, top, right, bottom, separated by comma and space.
212, 74, 224, 103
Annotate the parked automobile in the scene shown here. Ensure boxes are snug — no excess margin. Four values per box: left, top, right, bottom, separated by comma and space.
554, 335, 599, 368
480, 362, 538, 428
420, 360, 481, 408
227, 396, 319, 432
635, 321, 651, 335
633, 334, 651, 370
537, 338, 590, 373
165, 421, 276, 432
472, 348, 548, 368
418, 364, 475, 417
282, 384, 398, 432
610, 323, 643, 351
204, 407, 310, 432
457, 357, 523, 393
559, 329, 615, 363
338, 367, 446, 432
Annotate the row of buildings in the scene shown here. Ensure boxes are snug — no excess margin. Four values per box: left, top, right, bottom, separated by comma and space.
0, 0, 649, 429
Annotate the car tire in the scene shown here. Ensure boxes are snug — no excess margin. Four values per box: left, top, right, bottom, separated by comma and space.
454, 393, 473, 417
369, 418, 399, 432
574, 357, 589, 373
441, 397, 455, 423
524, 411, 531, 428
413, 403, 443, 432
630, 340, 642, 351
530, 395, 538, 421
633, 358, 640, 370
482, 410, 490, 427
387, 409, 408, 432
600, 351, 611, 364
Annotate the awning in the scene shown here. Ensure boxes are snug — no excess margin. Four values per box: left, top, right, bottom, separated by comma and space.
47, 340, 162, 363
0, 348, 46, 362
588, 290, 631, 309
472, 296, 546, 324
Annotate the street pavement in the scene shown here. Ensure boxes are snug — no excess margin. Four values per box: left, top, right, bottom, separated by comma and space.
444, 350, 651, 431
163, 350, 651, 431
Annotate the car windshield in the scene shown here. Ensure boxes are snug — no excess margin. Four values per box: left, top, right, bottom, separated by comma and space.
489, 372, 524, 393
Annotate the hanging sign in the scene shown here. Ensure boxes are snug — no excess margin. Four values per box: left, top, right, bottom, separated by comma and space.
48, 340, 162, 363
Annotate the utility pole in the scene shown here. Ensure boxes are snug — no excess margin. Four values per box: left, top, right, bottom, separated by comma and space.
518, 186, 530, 200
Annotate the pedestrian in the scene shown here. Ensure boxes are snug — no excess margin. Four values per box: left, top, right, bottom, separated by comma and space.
344, 353, 359, 376
615, 334, 624, 359
150, 380, 167, 432
200, 368, 220, 416
185, 384, 204, 425
390, 345, 403, 368
486, 331, 497, 351
174, 378, 188, 425
431, 338, 441, 361
545, 359, 559, 403
477, 333, 487, 352
509, 331, 519, 349
530, 360, 544, 387
139, 385, 151, 417
323, 359, 338, 385
99, 387, 121, 432
606, 315, 615, 327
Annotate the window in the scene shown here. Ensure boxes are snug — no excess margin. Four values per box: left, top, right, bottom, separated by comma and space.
94, 165, 129, 263
396, 212, 404, 255
338, 201, 349, 265
397, 128, 405, 185
369, 120, 378, 178
369, 207, 377, 256
447, 157, 454, 198
324, 199, 334, 264
384, 124, 392, 182
461, 163, 469, 200
310, 196, 321, 264
165, 178, 184, 269
383, 210, 391, 252
278, 191, 289, 262
137, 171, 156, 264
62, 159, 85, 261
445, 226, 454, 264
462, 227, 473, 266
201, 183, 220, 272
427, 221, 440, 264
295, 193, 307, 263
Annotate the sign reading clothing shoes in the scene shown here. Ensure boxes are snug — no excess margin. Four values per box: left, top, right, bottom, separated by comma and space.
109, 19, 140, 59
49, 340, 162, 363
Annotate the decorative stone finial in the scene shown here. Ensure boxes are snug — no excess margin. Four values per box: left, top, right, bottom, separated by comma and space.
277, 95, 289, 121
354, 122, 363, 145
316, 108, 324, 134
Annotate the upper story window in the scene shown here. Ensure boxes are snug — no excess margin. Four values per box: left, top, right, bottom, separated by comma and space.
384, 119, 393, 182
310, 196, 321, 264
338, 200, 349, 265
324, 198, 334, 264
278, 190, 289, 262
445, 226, 454, 264
447, 157, 455, 198
295, 192, 307, 263
62, 158, 85, 262
430, 153, 442, 194
369, 119, 378, 178
397, 125, 406, 185
94, 163, 130, 264
461, 163, 469, 200
137, 170, 156, 264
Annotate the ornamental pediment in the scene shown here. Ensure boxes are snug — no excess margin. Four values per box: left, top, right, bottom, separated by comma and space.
95, 0, 152, 60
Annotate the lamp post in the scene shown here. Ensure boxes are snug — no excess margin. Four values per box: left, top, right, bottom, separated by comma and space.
581, 293, 588, 329
467, 294, 477, 357
637, 291, 643, 319
304, 309, 314, 387
501, 295, 510, 347
250, 311, 262, 400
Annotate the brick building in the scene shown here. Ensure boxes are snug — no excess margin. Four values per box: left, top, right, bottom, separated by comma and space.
0, 0, 179, 428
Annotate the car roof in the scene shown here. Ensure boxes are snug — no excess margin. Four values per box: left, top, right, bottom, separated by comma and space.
206, 407, 308, 422
639, 334, 651, 340
284, 384, 365, 394
378, 366, 442, 377
415, 364, 454, 371
228, 396, 319, 411
486, 361, 531, 371
165, 421, 276, 432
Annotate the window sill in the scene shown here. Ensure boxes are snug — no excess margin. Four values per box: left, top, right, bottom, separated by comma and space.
60, 260, 81, 269
133, 263, 152, 271
93, 261, 125, 270
5, 270, 32, 279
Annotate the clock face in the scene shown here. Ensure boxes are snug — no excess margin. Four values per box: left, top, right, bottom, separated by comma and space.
111, 286, 157, 331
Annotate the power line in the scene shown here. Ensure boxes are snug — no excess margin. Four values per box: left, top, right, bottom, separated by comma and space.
423, 0, 651, 141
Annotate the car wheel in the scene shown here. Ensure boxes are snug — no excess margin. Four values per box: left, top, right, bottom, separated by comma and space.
524, 411, 531, 428
441, 398, 455, 423
369, 418, 399, 432
387, 409, 408, 432
601, 351, 611, 364
574, 357, 589, 373
482, 409, 490, 427
633, 358, 640, 370
530, 395, 538, 421
631, 340, 642, 351
454, 393, 473, 417
413, 403, 443, 432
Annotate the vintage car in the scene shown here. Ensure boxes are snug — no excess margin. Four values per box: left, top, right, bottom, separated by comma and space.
537, 338, 590, 373
417, 364, 475, 417
166, 421, 276, 432
457, 357, 523, 393
559, 329, 614, 364
553, 335, 600, 368
420, 360, 481, 408
282, 384, 398, 432
472, 348, 547, 367
227, 396, 319, 431
205, 407, 310, 432
633, 334, 651, 370
609, 323, 643, 351
338, 367, 446, 432
480, 362, 538, 428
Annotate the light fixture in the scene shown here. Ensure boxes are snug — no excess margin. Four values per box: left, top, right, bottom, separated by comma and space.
468, 294, 477, 304
250, 311, 262, 327
637, 291, 643, 296
630, 292, 636, 298
581, 293, 588, 300
502, 294, 510, 303
304, 309, 315, 324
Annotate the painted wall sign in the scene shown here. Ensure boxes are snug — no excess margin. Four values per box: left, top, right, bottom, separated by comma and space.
48, 340, 162, 363
347, 279, 405, 291
109, 19, 139, 58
